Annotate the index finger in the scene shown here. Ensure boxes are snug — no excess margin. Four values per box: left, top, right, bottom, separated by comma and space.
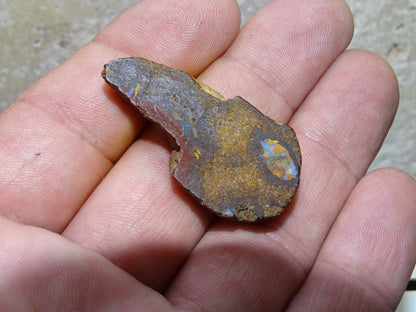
0, 0, 241, 231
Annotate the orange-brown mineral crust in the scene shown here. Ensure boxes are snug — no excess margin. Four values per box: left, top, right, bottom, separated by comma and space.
102, 57, 301, 222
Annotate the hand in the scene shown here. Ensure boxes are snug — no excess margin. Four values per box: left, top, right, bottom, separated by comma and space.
1, 0, 415, 311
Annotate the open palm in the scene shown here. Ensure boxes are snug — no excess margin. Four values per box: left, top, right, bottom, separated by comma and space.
1, 0, 415, 311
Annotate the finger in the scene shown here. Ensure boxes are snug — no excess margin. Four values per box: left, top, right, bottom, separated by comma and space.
95, 0, 240, 73
0, 217, 174, 311
198, 0, 353, 121
285, 50, 399, 250
166, 49, 399, 310
64, 0, 354, 294
286, 169, 416, 311
0, 0, 240, 231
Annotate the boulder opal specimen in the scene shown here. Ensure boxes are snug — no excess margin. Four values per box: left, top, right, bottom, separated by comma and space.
102, 57, 301, 222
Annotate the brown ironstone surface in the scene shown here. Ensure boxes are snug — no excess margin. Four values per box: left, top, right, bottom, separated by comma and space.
102, 58, 301, 222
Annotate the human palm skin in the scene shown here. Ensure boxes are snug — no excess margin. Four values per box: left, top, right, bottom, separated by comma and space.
0, 0, 415, 311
